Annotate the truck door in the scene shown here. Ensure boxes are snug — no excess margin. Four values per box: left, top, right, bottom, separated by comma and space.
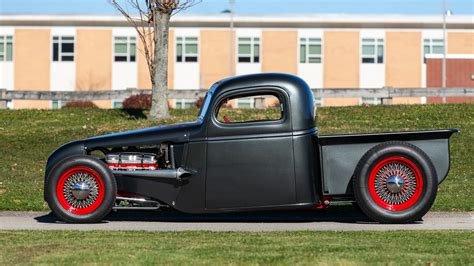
205, 87, 296, 209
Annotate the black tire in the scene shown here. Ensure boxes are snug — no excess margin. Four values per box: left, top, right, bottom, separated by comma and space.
45, 155, 117, 223
353, 141, 438, 223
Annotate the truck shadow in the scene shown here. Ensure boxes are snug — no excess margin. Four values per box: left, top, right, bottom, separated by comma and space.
35, 205, 378, 224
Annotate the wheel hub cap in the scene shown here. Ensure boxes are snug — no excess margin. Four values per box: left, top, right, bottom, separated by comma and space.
62, 171, 100, 210
386, 175, 405, 193
71, 182, 91, 200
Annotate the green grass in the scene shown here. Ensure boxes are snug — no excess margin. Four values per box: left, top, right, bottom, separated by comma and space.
0, 230, 472, 264
0, 104, 472, 211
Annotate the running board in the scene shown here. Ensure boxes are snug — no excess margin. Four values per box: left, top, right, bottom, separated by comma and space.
112, 167, 193, 181
113, 196, 161, 211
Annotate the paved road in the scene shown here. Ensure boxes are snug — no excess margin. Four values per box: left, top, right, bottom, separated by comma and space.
0, 207, 473, 231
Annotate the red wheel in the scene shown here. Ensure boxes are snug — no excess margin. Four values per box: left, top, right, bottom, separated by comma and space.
56, 167, 105, 215
353, 141, 437, 223
368, 156, 423, 211
45, 156, 116, 223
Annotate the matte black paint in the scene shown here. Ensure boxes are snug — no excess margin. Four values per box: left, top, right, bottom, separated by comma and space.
44, 73, 458, 213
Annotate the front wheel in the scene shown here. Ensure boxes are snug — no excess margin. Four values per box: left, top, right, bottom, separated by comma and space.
353, 141, 438, 223
45, 155, 117, 223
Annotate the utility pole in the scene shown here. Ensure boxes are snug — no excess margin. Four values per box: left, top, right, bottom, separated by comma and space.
229, 0, 235, 77
442, 0, 451, 103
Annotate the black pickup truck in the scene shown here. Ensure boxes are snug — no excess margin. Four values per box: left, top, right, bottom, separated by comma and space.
44, 73, 458, 223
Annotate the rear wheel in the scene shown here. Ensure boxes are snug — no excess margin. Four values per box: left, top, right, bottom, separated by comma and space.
45, 155, 116, 223
353, 141, 437, 223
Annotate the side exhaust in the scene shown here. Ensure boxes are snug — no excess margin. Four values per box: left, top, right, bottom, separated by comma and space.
112, 167, 193, 181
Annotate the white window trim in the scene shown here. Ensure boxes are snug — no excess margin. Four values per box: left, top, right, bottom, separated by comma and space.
114, 36, 136, 63
0, 35, 13, 62
361, 38, 384, 64
360, 97, 382, 105
51, 100, 69, 109
52, 36, 75, 62
299, 37, 323, 64
236, 97, 255, 108
174, 99, 195, 109
423, 38, 445, 64
176, 36, 199, 63
237, 37, 260, 64
112, 99, 123, 109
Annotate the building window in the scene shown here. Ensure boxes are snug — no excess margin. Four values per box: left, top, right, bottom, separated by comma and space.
236, 97, 255, 108
112, 100, 123, 109
174, 99, 195, 109
423, 39, 444, 63
238, 37, 260, 63
52, 36, 74, 62
300, 38, 322, 63
114, 36, 136, 62
52, 100, 69, 109
0, 35, 13, 62
361, 38, 384, 64
361, 97, 382, 105
314, 97, 323, 107
176, 37, 198, 62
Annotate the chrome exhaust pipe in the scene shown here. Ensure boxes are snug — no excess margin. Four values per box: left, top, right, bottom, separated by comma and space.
113, 167, 192, 181
113, 196, 161, 210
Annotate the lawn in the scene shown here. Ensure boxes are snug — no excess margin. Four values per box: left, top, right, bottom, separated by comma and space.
0, 104, 472, 211
0, 230, 472, 264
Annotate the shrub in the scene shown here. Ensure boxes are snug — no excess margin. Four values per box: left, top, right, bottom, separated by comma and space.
62, 100, 98, 109
122, 94, 152, 110
194, 96, 205, 108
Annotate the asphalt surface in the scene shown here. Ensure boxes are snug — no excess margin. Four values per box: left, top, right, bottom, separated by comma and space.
0, 207, 473, 231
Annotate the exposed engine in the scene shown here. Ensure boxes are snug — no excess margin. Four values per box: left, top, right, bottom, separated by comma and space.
106, 152, 158, 171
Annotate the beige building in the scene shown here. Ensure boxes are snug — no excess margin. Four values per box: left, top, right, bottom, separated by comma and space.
0, 14, 473, 109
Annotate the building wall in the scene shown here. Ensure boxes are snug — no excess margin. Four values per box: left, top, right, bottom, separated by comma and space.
262, 30, 298, 74
13, 29, 51, 108
427, 58, 474, 87
200, 30, 232, 88
323, 31, 359, 88
76, 29, 112, 91
385, 32, 422, 88
2, 20, 474, 109
448, 32, 474, 54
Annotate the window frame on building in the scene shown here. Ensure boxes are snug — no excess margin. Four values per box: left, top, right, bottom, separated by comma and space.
361, 38, 384, 64
176, 36, 199, 63
112, 100, 123, 109
299, 38, 322, 64
114, 36, 136, 62
174, 99, 195, 109
51, 100, 69, 109
361, 97, 382, 105
237, 37, 260, 63
0, 35, 13, 62
423, 38, 444, 64
52, 36, 75, 62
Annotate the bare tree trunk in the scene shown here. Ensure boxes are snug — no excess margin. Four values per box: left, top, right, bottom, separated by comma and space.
149, 10, 171, 120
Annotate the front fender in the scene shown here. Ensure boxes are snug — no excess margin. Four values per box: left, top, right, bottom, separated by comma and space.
44, 140, 85, 199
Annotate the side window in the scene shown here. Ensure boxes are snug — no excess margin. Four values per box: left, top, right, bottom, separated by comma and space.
238, 37, 260, 63
361, 38, 384, 64
176, 36, 198, 62
114, 36, 136, 62
52, 36, 74, 62
216, 94, 282, 124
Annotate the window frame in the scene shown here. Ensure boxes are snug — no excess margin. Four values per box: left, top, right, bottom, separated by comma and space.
423, 38, 444, 64
176, 36, 199, 63
237, 37, 260, 63
0, 35, 13, 62
174, 99, 195, 109
213, 90, 285, 126
51, 100, 69, 109
361, 38, 384, 64
299, 37, 322, 64
114, 36, 136, 62
361, 97, 382, 105
52, 36, 75, 62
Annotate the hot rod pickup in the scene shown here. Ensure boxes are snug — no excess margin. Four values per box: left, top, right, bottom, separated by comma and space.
44, 73, 458, 223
